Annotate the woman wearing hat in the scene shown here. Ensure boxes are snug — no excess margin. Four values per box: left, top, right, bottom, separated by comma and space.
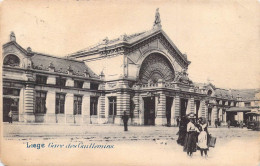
183, 113, 199, 157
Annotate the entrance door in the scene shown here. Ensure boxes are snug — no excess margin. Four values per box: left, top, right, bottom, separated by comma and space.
143, 97, 155, 125
3, 98, 19, 122
166, 97, 173, 126
3, 98, 12, 122
180, 98, 188, 117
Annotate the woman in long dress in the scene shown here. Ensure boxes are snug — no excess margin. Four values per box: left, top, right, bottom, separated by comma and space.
183, 115, 199, 157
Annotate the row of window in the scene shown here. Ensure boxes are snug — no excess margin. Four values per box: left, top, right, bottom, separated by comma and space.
36, 75, 99, 90
35, 91, 117, 116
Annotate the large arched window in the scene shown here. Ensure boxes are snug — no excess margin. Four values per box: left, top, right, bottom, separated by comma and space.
3, 54, 20, 66
139, 53, 175, 84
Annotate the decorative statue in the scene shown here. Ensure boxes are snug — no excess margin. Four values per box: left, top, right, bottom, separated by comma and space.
174, 68, 193, 85
153, 8, 162, 29
10, 31, 16, 42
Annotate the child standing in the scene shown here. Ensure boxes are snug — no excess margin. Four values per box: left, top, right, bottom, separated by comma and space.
197, 124, 208, 158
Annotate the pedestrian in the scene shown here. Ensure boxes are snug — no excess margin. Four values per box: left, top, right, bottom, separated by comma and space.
215, 119, 218, 128
177, 116, 188, 146
122, 111, 129, 131
176, 117, 180, 127
197, 125, 209, 158
8, 110, 13, 123
240, 121, 243, 128
227, 120, 231, 128
183, 113, 199, 157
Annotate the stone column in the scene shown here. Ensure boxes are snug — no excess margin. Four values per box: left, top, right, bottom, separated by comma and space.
114, 91, 130, 125
187, 97, 195, 114
223, 109, 227, 125
155, 92, 167, 126
45, 91, 56, 123
173, 95, 180, 118
19, 87, 24, 122
82, 95, 90, 124
132, 93, 140, 125
219, 108, 223, 121
23, 84, 35, 122
65, 93, 74, 123
139, 95, 144, 125
170, 97, 176, 126
196, 101, 202, 118
97, 94, 106, 124
212, 106, 218, 126
200, 100, 208, 120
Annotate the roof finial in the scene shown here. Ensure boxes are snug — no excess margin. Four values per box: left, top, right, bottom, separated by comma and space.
153, 8, 162, 29
10, 31, 16, 42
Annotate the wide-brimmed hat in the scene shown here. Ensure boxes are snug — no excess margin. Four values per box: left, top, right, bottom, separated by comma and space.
187, 113, 196, 119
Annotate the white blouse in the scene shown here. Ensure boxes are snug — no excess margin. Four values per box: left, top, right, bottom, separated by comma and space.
187, 122, 199, 132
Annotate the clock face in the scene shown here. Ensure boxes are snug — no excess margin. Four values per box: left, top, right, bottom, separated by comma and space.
139, 53, 175, 84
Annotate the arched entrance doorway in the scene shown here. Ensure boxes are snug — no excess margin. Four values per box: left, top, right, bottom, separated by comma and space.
139, 53, 175, 125
139, 53, 175, 84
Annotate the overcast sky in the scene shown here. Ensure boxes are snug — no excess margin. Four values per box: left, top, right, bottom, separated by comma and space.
1, 0, 259, 89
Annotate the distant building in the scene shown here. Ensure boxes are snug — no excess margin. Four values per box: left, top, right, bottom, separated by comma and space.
2, 9, 259, 126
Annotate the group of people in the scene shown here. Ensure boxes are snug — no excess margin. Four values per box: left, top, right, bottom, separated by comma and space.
177, 113, 210, 158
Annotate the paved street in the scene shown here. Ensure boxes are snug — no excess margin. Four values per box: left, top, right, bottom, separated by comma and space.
3, 123, 259, 142
2, 123, 260, 166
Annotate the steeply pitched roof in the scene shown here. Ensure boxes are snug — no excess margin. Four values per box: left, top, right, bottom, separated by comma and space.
31, 52, 99, 78
3, 41, 99, 78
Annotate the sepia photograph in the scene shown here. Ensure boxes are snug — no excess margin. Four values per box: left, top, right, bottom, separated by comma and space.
0, 0, 260, 165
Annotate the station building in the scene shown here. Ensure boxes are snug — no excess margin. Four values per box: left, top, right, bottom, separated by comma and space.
2, 10, 259, 126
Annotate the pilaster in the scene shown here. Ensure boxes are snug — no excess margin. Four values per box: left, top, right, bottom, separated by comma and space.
82, 95, 91, 124
212, 106, 218, 124
155, 92, 167, 126
200, 100, 208, 120
65, 93, 74, 123
114, 91, 130, 125
45, 91, 56, 123
187, 97, 195, 114
97, 94, 106, 124
132, 93, 140, 125
23, 84, 35, 122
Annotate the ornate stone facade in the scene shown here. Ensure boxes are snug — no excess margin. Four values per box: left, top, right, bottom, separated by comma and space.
2, 10, 259, 126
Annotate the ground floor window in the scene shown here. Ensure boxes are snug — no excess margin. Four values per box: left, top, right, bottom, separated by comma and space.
35, 91, 47, 113
109, 97, 117, 115
56, 93, 65, 114
74, 95, 82, 115
90, 97, 98, 115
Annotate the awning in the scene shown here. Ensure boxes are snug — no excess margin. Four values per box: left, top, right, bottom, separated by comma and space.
226, 107, 251, 112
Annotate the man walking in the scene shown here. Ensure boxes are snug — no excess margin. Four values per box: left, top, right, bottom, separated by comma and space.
122, 111, 129, 131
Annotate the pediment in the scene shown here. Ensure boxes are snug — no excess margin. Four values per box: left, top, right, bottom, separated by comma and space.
3, 41, 28, 59
126, 30, 190, 68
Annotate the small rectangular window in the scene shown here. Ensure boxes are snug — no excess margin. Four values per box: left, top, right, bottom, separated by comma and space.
56, 77, 66, 87
36, 75, 47, 84
245, 102, 251, 107
90, 83, 99, 90
56, 93, 65, 114
90, 97, 98, 115
109, 97, 117, 115
74, 95, 82, 115
35, 91, 47, 113
74, 80, 84, 88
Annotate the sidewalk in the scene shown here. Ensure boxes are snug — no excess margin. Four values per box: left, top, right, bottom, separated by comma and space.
3, 123, 259, 142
